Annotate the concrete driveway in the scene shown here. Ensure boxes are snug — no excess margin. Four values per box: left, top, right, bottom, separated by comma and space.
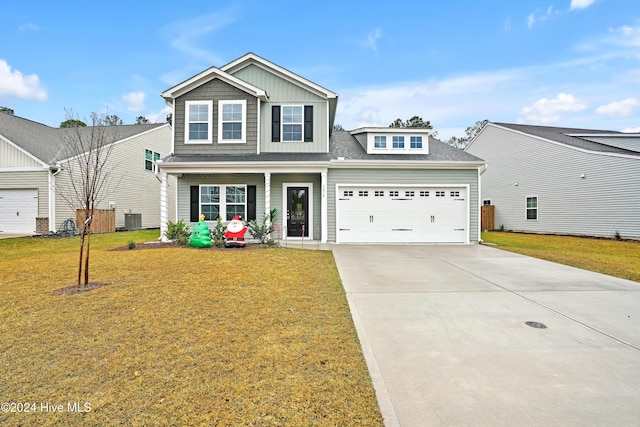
331, 244, 640, 427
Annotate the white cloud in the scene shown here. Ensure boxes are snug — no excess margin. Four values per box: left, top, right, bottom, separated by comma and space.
18, 22, 39, 31
146, 106, 172, 124
362, 28, 382, 51
527, 13, 536, 28
527, 6, 558, 28
595, 98, 638, 116
520, 93, 587, 123
122, 91, 146, 112
622, 126, 640, 133
570, 0, 596, 10
0, 60, 47, 101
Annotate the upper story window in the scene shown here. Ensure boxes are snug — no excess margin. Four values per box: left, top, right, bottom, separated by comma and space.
282, 106, 303, 142
392, 136, 405, 149
185, 101, 213, 144
145, 149, 160, 172
218, 100, 246, 144
410, 136, 423, 149
271, 105, 313, 143
374, 136, 387, 148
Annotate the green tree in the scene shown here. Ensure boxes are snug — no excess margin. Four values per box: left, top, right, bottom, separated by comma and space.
446, 119, 488, 149
1, 106, 14, 115
135, 116, 149, 124
166, 113, 172, 123
104, 114, 123, 126
60, 119, 87, 128
332, 123, 344, 131
389, 115, 432, 129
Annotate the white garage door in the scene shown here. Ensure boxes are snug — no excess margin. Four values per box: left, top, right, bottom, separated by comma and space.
0, 189, 38, 234
337, 186, 468, 243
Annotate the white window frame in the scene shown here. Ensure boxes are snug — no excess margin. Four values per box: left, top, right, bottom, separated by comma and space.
282, 105, 304, 142
199, 184, 247, 221
526, 196, 538, 221
185, 101, 213, 144
144, 149, 160, 172
410, 136, 423, 149
218, 100, 246, 144
374, 135, 387, 149
392, 136, 405, 149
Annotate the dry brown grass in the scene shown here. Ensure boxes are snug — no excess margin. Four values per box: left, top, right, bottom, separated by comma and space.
0, 231, 383, 426
482, 231, 640, 282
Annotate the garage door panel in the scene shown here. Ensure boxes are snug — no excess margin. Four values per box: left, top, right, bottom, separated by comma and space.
0, 189, 38, 234
337, 186, 467, 243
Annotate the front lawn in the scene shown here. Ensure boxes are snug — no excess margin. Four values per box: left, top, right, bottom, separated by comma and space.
482, 231, 640, 282
0, 231, 383, 426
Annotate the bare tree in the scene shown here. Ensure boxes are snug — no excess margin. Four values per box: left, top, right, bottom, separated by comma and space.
57, 110, 119, 287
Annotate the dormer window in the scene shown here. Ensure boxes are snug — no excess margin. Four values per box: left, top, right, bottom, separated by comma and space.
392, 136, 405, 149
374, 136, 387, 148
185, 101, 213, 144
410, 136, 423, 149
218, 100, 246, 144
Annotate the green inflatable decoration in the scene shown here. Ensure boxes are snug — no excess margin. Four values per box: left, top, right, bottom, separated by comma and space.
188, 215, 212, 248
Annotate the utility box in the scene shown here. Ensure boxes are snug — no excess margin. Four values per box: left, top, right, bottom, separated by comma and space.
124, 213, 142, 230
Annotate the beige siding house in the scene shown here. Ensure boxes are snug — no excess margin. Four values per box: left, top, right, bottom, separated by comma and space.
0, 113, 175, 234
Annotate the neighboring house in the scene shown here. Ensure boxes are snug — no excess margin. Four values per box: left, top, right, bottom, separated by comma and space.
466, 122, 640, 240
0, 113, 175, 234
158, 52, 485, 244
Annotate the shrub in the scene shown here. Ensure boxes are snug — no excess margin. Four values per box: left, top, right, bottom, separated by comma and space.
164, 220, 191, 246
247, 209, 277, 245
210, 217, 226, 248
127, 240, 136, 250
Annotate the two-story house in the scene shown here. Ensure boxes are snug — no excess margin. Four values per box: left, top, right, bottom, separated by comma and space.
158, 53, 485, 244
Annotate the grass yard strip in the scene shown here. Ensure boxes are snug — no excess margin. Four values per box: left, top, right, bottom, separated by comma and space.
482, 231, 640, 282
0, 231, 383, 426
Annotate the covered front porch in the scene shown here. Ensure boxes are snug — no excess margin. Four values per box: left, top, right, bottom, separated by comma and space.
158, 167, 329, 243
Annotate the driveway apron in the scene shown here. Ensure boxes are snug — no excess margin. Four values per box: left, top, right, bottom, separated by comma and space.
331, 244, 640, 427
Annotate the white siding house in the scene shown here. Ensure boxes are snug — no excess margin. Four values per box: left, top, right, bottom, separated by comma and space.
0, 113, 175, 234
466, 122, 640, 240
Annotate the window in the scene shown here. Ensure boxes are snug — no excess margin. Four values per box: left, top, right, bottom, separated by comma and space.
405, 191, 415, 197
526, 196, 538, 220
145, 149, 160, 171
185, 101, 212, 143
392, 136, 405, 149
374, 136, 387, 148
359, 190, 369, 197
450, 191, 460, 197
389, 190, 399, 197
375, 190, 384, 197
218, 100, 246, 143
436, 191, 445, 197
343, 190, 353, 197
282, 106, 303, 142
225, 186, 246, 220
420, 191, 429, 197
410, 136, 423, 149
200, 185, 246, 221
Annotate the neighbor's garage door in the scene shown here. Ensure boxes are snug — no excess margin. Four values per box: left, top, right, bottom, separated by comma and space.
0, 189, 38, 234
336, 186, 468, 243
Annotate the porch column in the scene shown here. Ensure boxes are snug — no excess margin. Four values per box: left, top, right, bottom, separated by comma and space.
321, 170, 327, 243
264, 172, 271, 223
160, 172, 169, 242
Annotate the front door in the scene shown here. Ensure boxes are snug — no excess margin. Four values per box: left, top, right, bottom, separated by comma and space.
286, 186, 309, 237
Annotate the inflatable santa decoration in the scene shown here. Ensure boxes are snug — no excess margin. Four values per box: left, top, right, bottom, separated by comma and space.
224, 215, 248, 248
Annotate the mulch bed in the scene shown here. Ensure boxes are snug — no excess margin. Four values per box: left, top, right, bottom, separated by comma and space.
51, 282, 113, 295
111, 241, 265, 251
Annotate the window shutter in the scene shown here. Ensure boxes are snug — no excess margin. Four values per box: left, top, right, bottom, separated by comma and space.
304, 105, 313, 142
190, 186, 199, 222
247, 185, 257, 221
271, 106, 280, 142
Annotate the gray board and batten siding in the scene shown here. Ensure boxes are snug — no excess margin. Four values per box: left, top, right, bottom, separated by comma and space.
232, 63, 329, 153
467, 124, 640, 239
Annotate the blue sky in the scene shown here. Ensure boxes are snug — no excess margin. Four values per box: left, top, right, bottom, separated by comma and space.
1, 0, 639, 139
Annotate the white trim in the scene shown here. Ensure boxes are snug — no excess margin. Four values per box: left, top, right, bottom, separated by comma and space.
256, 98, 261, 155
199, 184, 248, 221
525, 195, 539, 221
185, 101, 213, 144
282, 182, 314, 240
160, 66, 267, 101
281, 105, 304, 142
321, 171, 328, 243
217, 100, 247, 144
335, 183, 470, 244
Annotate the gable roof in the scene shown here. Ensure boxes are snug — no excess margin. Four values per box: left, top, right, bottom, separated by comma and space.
0, 113, 166, 165
160, 65, 268, 102
487, 122, 640, 156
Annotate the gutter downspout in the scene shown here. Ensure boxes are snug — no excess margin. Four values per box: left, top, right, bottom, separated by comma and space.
48, 165, 62, 233
478, 163, 488, 243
